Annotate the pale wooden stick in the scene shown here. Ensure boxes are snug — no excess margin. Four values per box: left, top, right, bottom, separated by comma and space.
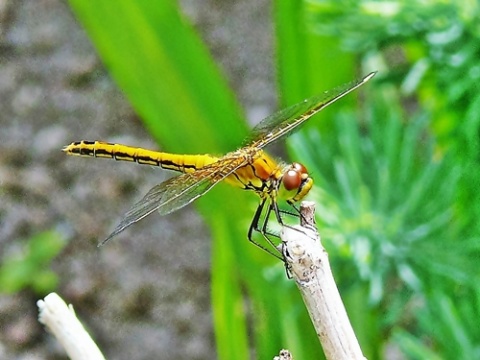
280, 201, 366, 360
37, 292, 105, 360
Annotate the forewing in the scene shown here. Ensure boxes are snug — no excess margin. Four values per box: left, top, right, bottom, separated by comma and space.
99, 155, 247, 245
246, 72, 376, 149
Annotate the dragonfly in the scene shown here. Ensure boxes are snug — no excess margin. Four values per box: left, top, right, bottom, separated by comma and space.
63, 72, 375, 254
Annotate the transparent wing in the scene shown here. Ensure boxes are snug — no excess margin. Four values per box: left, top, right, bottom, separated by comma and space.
246, 72, 376, 149
99, 155, 248, 245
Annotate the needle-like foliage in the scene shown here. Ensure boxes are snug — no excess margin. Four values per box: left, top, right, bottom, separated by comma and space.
282, 1, 480, 358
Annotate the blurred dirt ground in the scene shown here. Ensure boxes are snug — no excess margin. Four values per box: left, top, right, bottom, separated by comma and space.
0, 0, 273, 359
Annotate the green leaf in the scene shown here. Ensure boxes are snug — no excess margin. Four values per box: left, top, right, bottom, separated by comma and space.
393, 329, 443, 360
0, 230, 66, 294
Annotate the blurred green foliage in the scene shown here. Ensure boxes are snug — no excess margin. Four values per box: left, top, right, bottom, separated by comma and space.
0, 230, 65, 294
286, 0, 480, 358
68, 0, 480, 359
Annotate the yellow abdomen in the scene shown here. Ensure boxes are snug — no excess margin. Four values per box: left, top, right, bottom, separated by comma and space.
62, 141, 219, 174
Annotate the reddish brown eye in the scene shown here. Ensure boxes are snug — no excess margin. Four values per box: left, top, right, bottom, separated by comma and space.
283, 169, 302, 191
292, 162, 308, 175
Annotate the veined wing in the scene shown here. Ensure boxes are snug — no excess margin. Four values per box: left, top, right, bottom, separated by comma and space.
246, 72, 376, 149
99, 155, 248, 246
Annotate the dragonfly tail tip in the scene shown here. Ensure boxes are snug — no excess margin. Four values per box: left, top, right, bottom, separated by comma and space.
97, 238, 110, 247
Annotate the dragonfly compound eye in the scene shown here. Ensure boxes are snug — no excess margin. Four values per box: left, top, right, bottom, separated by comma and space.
292, 162, 308, 175
283, 169, 302, 191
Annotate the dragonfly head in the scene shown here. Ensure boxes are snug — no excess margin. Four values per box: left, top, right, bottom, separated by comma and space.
280, 162, 313, 204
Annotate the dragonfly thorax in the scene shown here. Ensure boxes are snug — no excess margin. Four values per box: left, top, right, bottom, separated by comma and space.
279, 162, 313, 204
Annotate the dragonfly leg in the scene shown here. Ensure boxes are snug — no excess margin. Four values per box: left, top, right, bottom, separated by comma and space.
247, 198, 283, 260
266, 200, 298, 276
247, 197, 266, 240
279, 201, 301, 218
271, 201, 302, 232
246, 199, 309, 260
259, 201, 282, 243
287, 202, 313, 226
271, 199, 286, 224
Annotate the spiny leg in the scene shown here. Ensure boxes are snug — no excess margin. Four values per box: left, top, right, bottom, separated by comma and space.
258, 200, 297, 253
279, 206, 299, 218
277, 203, 305, 278
259, 202, 282, 247
288, 202, 313, 227
274, 202, 312, 243
247, 198, 282, 260
261, 199, 298, 279
272, 199, 283, 224
247, 196, 266, 240
247, 199, 310, 260
259, 200, 303, 243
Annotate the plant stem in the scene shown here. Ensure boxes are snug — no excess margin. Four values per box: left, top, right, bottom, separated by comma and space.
280, 201, 366, 360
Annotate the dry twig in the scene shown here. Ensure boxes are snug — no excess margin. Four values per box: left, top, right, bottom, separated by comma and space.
37, 292, 105, 360
280, 201, 366, 360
